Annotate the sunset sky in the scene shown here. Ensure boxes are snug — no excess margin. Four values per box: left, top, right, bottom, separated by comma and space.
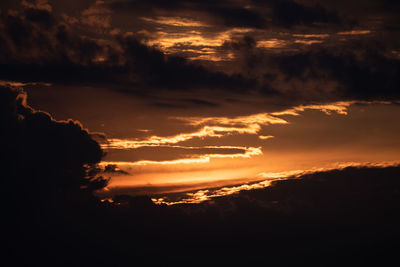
1, 0, 400, 203
3, 1, 400, 265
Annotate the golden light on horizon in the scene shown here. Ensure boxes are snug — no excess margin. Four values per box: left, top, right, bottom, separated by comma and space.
150, 160, 400, 205
95, 100, 400, 203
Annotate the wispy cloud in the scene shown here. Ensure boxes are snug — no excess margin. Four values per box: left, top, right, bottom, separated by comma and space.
337, 30, 372, 35
141, 16, 208, 27
101, 102, 356, 166
174, 112, 288, 127
271, 101, 353, 116
102, 124, 268, 149
101, 146, 262, 166
256, 38, 287, 49
259, 135, 274, 140
294, 39, 323, 45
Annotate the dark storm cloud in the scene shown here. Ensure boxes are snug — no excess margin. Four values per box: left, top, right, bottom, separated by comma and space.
216, 32, 400, 102
0, 2, 256, 92
108, 0, 265, 28
0, 4, 119, 82
271, 44, 400, 101
256, 0, 341, 28
1, 85, 107, 196
108, 0, 342, 29
118, 35, 256, 90
2, 84, 112, 265
0, 0, 399, 105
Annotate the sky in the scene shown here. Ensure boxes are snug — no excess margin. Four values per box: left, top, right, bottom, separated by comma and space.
1, 0, 400, 204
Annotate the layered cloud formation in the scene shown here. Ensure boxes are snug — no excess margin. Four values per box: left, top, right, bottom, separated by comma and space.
2, 2, 400, 265
0, 0, 399, 107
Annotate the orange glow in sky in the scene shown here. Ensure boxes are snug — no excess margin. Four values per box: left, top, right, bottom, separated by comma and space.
95, 100, 400, 202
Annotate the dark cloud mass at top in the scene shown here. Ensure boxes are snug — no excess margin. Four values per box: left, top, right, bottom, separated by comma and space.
0, 0, 398, 105
0, 1, 255, 92
108, 0, 342, 28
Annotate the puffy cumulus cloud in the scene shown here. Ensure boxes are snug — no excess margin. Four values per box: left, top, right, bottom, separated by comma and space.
1, 84, 112, 265
1, 85, 107, 200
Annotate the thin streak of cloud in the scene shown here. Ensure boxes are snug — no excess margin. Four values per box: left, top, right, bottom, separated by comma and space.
294, 39, 324, 45
101, 124, 271, 149
100, 146, 262, 166
256, 38, 287, 49
140, 16, 209, 27
0, 80, 52, 87
259, 135, 274, 140
271, 101, 354, 116
174, 113, 288, 126
292, 34, 330, 39
337, 30, 372, 35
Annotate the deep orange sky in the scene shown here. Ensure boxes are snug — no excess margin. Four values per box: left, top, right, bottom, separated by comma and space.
2, 0, 400, 201
22, 84, 400, 197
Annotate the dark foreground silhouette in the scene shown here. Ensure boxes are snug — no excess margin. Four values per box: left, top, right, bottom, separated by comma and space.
3, 86, 400, 265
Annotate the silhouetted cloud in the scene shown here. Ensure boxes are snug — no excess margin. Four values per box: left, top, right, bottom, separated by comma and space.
1, 85, 107, 196
1, 84, 112, 264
